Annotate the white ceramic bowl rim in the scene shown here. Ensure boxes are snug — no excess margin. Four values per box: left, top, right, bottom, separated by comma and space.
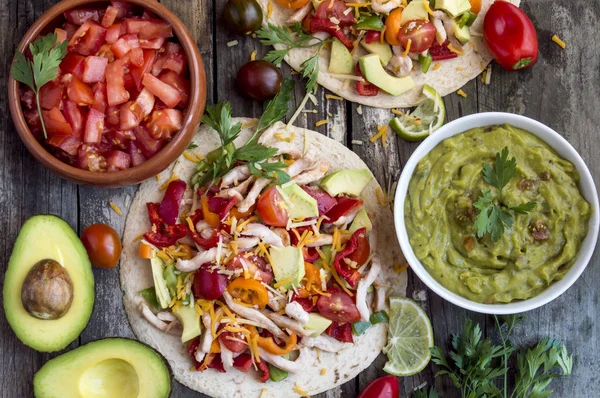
394, 112, 600, 314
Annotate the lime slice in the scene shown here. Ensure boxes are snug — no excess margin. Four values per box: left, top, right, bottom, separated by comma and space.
382, 297, 433, 376
389, 84, 446, 142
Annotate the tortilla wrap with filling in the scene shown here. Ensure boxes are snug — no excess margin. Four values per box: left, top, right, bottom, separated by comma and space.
120, 119, 407, 398
258, 0, 521, 108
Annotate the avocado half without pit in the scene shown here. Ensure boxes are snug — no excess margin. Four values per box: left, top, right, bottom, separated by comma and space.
34, 338, 172, 398
3, 215, 95, 352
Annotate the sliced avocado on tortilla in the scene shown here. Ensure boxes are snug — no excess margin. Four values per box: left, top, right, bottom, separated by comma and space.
150, 257, 171, 309
3, 215, 94, 352
358, 54, 416, 96
173, 304, 202, 343
328, 39, 354, 75
320, 168, 373, 197
435, 0, 472, 17
401, 0, 430, 24
270, 246, 305, 289
33, 338, 171, 398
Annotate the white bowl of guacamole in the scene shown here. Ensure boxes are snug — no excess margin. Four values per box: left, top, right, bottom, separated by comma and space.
395, 113, 599, 314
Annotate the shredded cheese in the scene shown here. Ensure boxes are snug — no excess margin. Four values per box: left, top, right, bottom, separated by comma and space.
422, 0, 434, 15
484, 65, 492, 85
325, 94, 343, 101
552, 34, 566, 49
456, 89, 467, 98
320, 368, 327, 375
380, 26, 386, 44
183, 151, 200, 162
293, 383, 311, 398
241, 120, 258, 129
250, 50, 257, 61
160, 173, 178, 190
351, 140, 363, 145
447, 43, 464, 55
267, 1, 273, 18
402, 39, 412, 56
109, 201, 123, 216
259, 388, 268, 398
432, 63, 441, 71
287, 92, 311, 127
226, 40, 238, 47
369, 124, 387, 144
394, 262, 409, 273
315, 120, 330, 127
376, 188, 388, 207
155, 174, 161, 181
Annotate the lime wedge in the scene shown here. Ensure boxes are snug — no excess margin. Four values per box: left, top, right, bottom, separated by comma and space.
382, 297, 433, 376
389, 84, 445, 142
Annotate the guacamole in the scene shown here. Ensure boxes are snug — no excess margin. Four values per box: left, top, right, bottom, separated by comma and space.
405, 125, 591, 303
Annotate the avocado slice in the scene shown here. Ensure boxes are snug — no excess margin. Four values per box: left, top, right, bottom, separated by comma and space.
349, 209, 373, 234
269, 246, 305, 289
328, 39, 354, 75
451, 19, 471, 44
435, 0, 472, 17
279, 183, 319, 220
320, 168, 373, 197
358, 54, 416, 96
3, 215, 94, 352
150, 257, 172, 309
173, 304, 202, 343
304, 313, 333, 336
360, 40, 393, 66
34, 338, 171, 398
401, 0, 430, 25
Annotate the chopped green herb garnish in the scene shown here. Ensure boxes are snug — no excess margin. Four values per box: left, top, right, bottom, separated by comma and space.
369, 310, 389, 325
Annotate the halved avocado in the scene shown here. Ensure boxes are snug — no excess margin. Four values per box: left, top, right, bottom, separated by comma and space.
3, 215, 94, 352
34, 338, 171, 398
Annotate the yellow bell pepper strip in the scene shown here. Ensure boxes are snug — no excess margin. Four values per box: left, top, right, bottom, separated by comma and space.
201, 195, 221, 227
139, 242, 154, 259
227, 278, 269, 308
304, 262, 321, 291
257, 331, 298, 355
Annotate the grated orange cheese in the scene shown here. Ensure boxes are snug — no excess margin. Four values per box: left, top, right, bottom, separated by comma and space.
369, 124, 387, 144
109, 201, 123, 216
456, 89, 467, 98
552, 34, 566, 49
160, 173, 178, 190
380, 26, 386, 44
447, 44, 464, 55
183, 151, 201, 162
241, 120, 258, 129
376, 188, 388, 207
155, 174, 161, 181
294, 383, 311, 398
401, 0, 408, 6
267, 1, 273, 18
320, 368, 327, 375
315, 120, 330, 127
325, 94, 343, 101
432, 63, 441, 70
250, 50, 257, 61
391, 109, 403, 116
394, 262, 409, 273
422, 0, 434, 15
402, 39, 411, 56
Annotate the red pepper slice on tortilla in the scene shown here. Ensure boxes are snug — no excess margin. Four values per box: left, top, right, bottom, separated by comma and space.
364, 31, 381, 44
256, 358, 270, 382
430, 40, 458, 61
325, 195, 363, 224
187, 337, 201, 370
309, 19, 354, 50
157, 179, 186, 225
187, 208, 220, 249
314, 0, 355, 27
301, 186, 337, 215
326, 322, 354, 343
354, 63, 379, 97
144, 202, 187, 247
333, 227, 368, 287
290, 226, 321, 262
233, 353, 270, 383
292, 295, 316, 312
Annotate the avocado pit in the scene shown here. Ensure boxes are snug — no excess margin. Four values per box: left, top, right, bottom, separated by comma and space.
21, 259, 74, 320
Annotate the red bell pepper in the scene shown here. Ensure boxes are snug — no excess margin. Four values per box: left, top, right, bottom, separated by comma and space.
325, 195, 363, 224
309, 19, 354, 50
333, 227, 367, 288
144, 202, 187, 247
302, 186, 337, 216
187, 209, 220, 249
157, 179, 186, 225
326, 322, 354, 343
292, 295, 315, 312
429, 40, 458, 61
232, 353, 270, 383
355, 63, 379, 96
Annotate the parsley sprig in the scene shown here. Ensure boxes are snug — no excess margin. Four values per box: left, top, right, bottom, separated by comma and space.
473, 147, 536, 242
257, 23, 331, 93
11, 33, 68, 139
428, 314, 573, 398
191, 80, 294, 188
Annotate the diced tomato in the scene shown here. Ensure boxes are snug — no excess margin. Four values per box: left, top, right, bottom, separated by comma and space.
129, 47, 144, 67
77, 145, 106, 172
325, 322, 354, 343
63, 23, 79, 40
104, 129, 132, 150
310, 19, 353, 50
104, 150, 131, 171
138, 37, 165, 49
158, 71, 189, 108
92, 82, 107, 113
165, 42, 181, 54
125, 18, 173, 40
133, 126, 163, 157
315, 0, 355, 26
64, 8, 104, 25
152, 51, 187, 76
54, 28, 68, 43
106, 59, 130, 106
147, 109, 182, 139
132, 88, 156, 119
101, 6, 119, 27
317, 287, 361, 323
20, 88, 35, 110
142, 73, 182, 108
84, 108, 105, 143
119, 101, 138, 130
39, 80, 63, 110
122, 34, 140, 48
292, 295, 316, 312
111, 37, 132, 58
430, 40, 458, 61
123, 72, 137, 92
60, 53, 86, 78
63, 100, 85, 138
25, 110, 42, 138
67, 74, 95, 105
128, 140, 147, 166
131, 49, 157, 89
96, 43, 115, 62
256, 186, 289, 227
69, 21, 107, 56
47, 135, 82, 156
42, 108, 73, 137
364, 30, 381, 44
82, 56, 108, 83
105, 22, 124, 44
104, 105, 119, 126
111, 1, 135, 18
355, 63, 378, 96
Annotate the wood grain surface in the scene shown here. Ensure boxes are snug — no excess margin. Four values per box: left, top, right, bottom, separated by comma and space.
1, 1, 598, 397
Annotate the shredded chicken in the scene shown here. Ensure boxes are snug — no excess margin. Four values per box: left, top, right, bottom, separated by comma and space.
267, 291, 286, 312
286, 157, 315, 177
371, 0, 399, 13
258, 124, 279, 145
434, 10, 457, 43
388, 55, 413, 77
176, 248, 218, 272
292, 162, 329, 185
305, 234, 333, 247
156, 311, 177, 322
301, 335, 352, 353
270, 142, 303, 158
432, 15, 447, 44
236, 237, 261, 251
272, 228, 291, 247
264, 311, 313, 336
199, 313, 214, 353
258, 347, 307, 373
375, 285, 387, 312
285, 301, 310, 325
286, 2, 312, 25
332, 206, 361, 229
195, 220, 215, 239
139, 302, 180, 335
238, 178, 270, 213
242, 224, 285, 247
217, 176, 255, 201
223, 291, 286, 338
221, 165, 250, 187
219, 340, 235, 371
356, 258, 382, 321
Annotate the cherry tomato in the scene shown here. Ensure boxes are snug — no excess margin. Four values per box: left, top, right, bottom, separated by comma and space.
236, 60, 283, 101
256, 186, 289, 227
192, 263, 228, 300
317, 288, 361, 323
357, 375, 399, 398
346, 230, 371, 266
469, 0, 482, 15
384, 8, 403, 46
483, 1, 538, 71
227, 254, 274, 284
274, 0, 310, 9
223, 0, 263, 35
398, 20, 436, 53
219, 327, 247, 353
315, 0, 355, 26
81, 223, 122, 268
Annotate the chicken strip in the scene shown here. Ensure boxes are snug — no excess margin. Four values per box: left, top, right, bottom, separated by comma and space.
237, 178, 269, 213
301, 335, 352, 352
264, 311, 313, 337
292, 162, 329, 185
286, 2, 312, 25
217, 176, 255, 201
176, 247, 218, 272
272, 228, 291, 247
305, 234, 333, 247
286, 157, 315, 178
285, 301, 310, 324
236, 237, 261, 251
242, 224, 285, 247
219, 340, 235, 371
221, 165, 251, 187
139, 302, 180, 335
258, 348, 310, 373
356, 258, 382, 321
223, 291, 286, 339
371, 0, 400, 13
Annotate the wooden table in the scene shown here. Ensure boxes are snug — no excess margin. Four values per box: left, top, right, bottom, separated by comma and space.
1, 1, 598, 397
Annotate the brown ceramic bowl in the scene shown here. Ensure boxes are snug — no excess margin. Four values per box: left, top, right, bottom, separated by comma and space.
8, 0, 206, 187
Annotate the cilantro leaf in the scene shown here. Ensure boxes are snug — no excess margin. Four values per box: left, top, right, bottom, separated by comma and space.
253, 79, 294, 139
300, 52, 320, 94
234, 142, 278, 163
483, 146, 516, 200
187, 142, 198, 150
248, 162, 290, 184
511, 202, 537, 214
11, 51, 34, 91
202, 101, 242, 146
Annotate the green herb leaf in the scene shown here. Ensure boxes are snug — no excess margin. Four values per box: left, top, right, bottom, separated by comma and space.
202, 101, 242, 146
248, 161, 290, 184
11, 51, 35, 91
301, 52, 321, 94
253, 79, 295, 139
234, 142, 278, 163
483, 146, 517, 199
511, 202, 537, 214
187, 142, 198, 150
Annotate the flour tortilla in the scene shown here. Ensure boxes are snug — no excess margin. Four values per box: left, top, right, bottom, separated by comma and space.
120, 119, 407, 398
259, 0, 521, 108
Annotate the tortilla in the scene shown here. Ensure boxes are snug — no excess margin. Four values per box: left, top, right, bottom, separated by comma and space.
258, 0, 521, 108
120, 119, 407, 398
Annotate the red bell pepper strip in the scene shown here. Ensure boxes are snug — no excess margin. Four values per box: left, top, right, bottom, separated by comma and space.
325, 195, 363, 224
310, 19, 354, 50
364, 31, 381, 44
326, 322, 354, 343
208, 354, 226, 373
429, 40, 458, 61
144, 202, 187, 247
355, 63, 379, 97
302, 186, 337, 216
333, 227, 367, 287
157, 179, 186, 225
292, 295, 315, 312
233, 353, 270, 383
187, 209, 220, 249
256, 358, 270, 383
188, 337, 202, 370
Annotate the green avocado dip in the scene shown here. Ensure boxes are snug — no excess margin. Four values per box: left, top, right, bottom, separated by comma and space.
405, 124, 591, 303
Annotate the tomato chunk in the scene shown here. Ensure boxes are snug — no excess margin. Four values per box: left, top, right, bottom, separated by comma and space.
147, 109, 182, 139
77, 145, 106, 172
82, 56, 108, 83
84, 108, 105, 143
131, 49, 157, 90
158, 71, 189, 108
60, 53, 85, 78
43, 108, 73, 137
101, 6, 119, 27
47, 135, 81, 157
119, 102, 139, 130
67, 74, 95, 106
142, 73, 182, 108
128, 140, 147, 166
104, 150, 131, 171
92, 82, 108, 113
111, 1, 135, 18
63, 100, 85, 138
64, 8, 104, 25
133, 126, 163, 157
139, 37, 165, 49
54, 28, 68, 43
105, 22, 124, 44
125, 18, 173, 40
106, 59, 130, 106
39, 80, 63, 110
69, 21, 107, 56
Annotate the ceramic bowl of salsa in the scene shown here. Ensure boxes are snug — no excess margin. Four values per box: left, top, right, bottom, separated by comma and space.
394, 112, 599, 314
8, 0, 206, 187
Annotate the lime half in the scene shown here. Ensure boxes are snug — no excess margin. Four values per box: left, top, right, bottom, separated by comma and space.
389, 84, 445, 142
382, 297, 433, 376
